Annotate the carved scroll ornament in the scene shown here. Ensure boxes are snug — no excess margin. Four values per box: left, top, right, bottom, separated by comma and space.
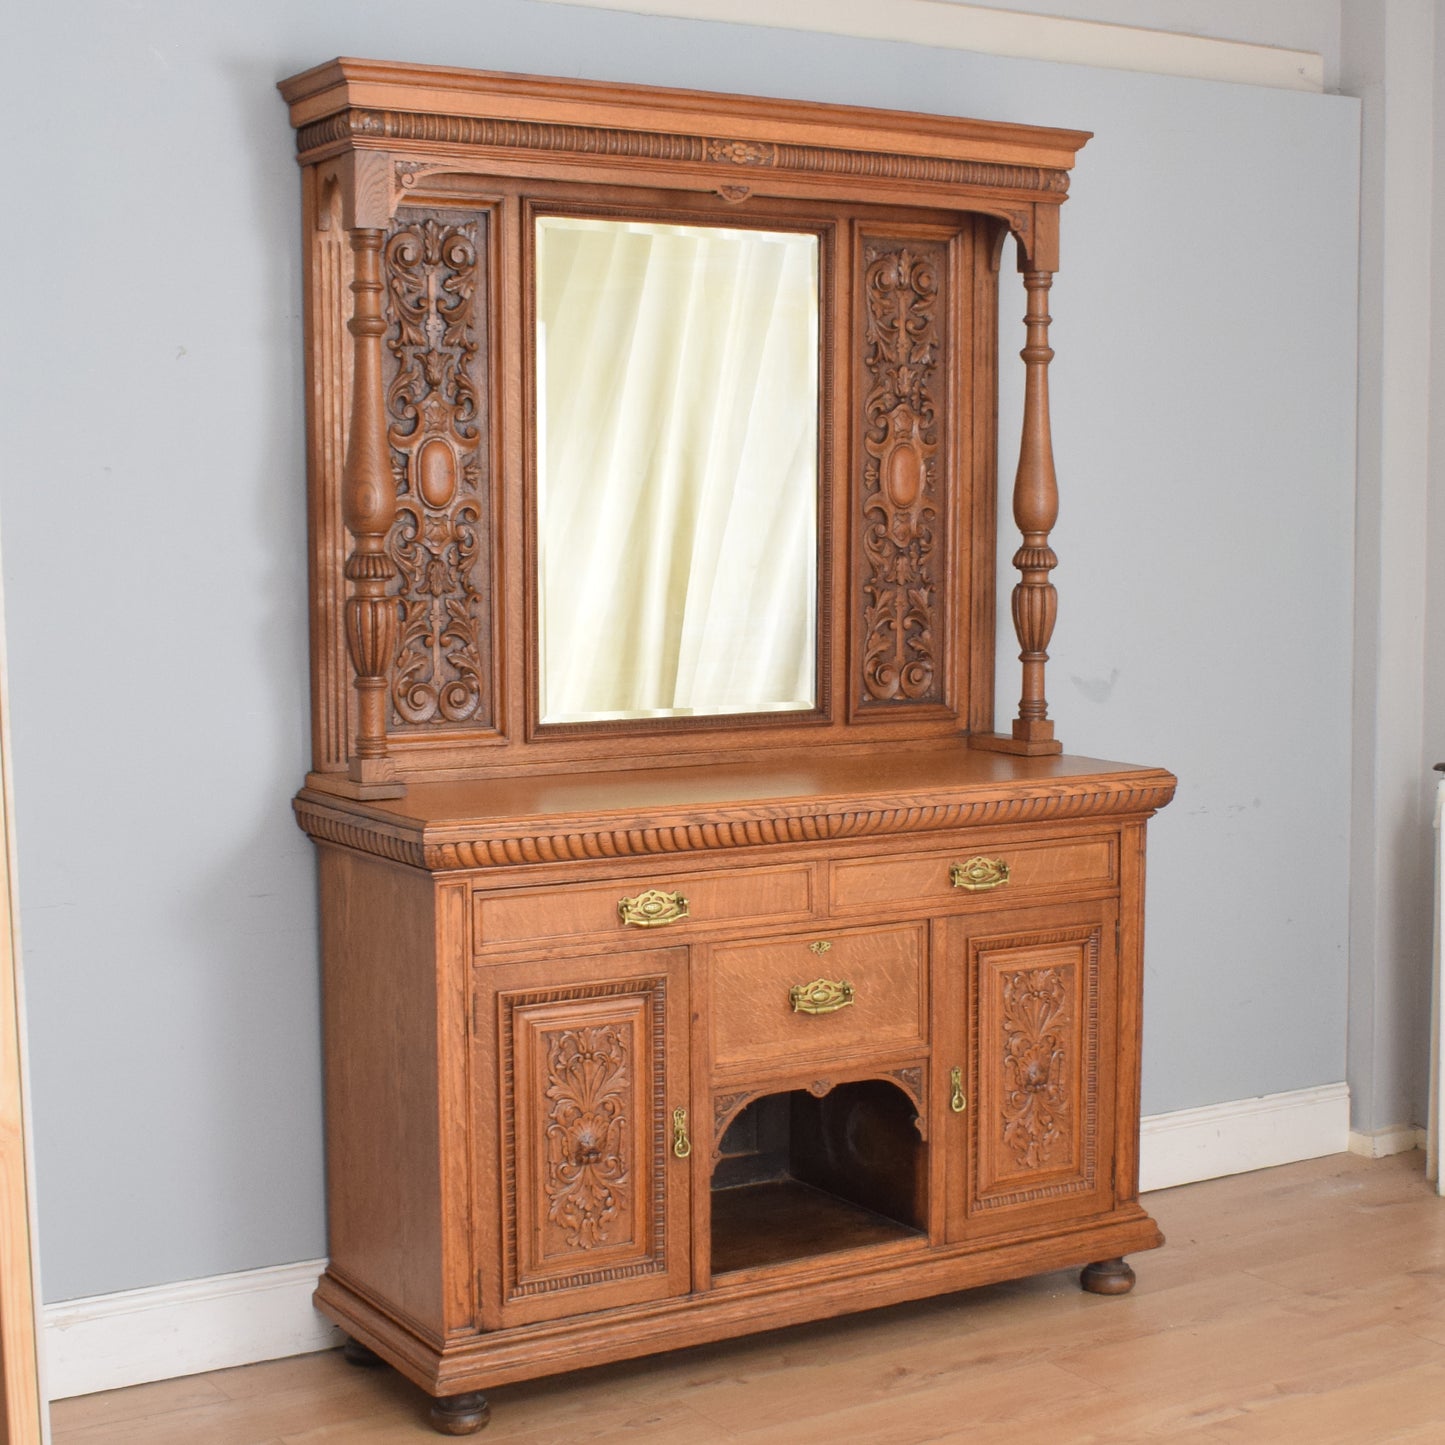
383, 214, 490, 728
860, 241, 946, 707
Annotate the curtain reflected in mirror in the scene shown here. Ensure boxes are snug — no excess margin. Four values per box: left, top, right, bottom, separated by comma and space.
536, 216, 819, 724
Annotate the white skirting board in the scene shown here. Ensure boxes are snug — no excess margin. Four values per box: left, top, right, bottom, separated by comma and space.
44, 1261, 341, 1402
1137, 1082, 1350, 1193
1348, 1123, 1427, 1159
46, 1081, 1357, 1401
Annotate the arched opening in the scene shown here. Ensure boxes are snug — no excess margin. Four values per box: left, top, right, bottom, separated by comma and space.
710, 1078, 927, 1276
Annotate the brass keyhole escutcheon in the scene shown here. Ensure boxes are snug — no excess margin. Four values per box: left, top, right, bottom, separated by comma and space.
672, 1107, 692, 1159
950, 1066, 967, 1113
809, 940, 832, 955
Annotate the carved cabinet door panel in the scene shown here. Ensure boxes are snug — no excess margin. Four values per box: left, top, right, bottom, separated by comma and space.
475, 948, 692, 1328
939, 901, 1119, 1241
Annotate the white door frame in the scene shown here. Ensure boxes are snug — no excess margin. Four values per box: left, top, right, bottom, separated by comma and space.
1429, 776, 1445, 1192
0, 518, 47, 1442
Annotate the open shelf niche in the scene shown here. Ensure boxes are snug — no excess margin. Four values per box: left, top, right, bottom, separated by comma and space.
710, 1078, 928, 1277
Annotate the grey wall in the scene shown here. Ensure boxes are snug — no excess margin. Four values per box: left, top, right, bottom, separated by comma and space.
0, 0, 1359, 1303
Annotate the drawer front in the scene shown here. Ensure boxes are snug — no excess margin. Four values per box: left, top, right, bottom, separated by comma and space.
710, 923, 927, 1071
473, 864, 814, 951
829, 837, 1115, 916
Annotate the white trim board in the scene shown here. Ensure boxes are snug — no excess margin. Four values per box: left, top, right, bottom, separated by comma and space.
538, 0, 1325, 92
1138, 1082, 1350, 1193
1349, 1123, 1427, 1159
46, 1082, 1351, 1401
44, 1261, 340, 1402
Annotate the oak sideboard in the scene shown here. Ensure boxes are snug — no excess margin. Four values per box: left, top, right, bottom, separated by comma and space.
280, 58, 1175, 1434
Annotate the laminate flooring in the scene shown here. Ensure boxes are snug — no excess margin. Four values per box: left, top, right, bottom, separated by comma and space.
49, 1151, 1445, 1443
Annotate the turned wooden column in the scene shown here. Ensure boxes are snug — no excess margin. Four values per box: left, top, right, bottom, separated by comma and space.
1005, 269, 1063, 754
341, 227, 405, 796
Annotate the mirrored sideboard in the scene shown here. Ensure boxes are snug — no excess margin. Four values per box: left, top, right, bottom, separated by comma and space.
280, 58, 1175, 1435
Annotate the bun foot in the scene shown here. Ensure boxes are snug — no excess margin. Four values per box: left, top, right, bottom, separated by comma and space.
430, 1391, 491, 1435
1080, 1257, 1136, 1295
341, 1335, 383, 1368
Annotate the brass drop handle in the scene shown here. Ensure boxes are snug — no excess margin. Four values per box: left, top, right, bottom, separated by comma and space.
951, 857, 1010, 892
672, 1107, 692, 1159
618, 889, 690, 928
789, 978, 855, 1014
950, 1066, 967, 1113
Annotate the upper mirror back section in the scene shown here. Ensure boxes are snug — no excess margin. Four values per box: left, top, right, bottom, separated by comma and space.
535, 216, 819, 725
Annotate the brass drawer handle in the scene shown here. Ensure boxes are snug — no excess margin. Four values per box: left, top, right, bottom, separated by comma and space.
950, 1066, 967, 1113
789, 978, 855, 1015
951, 856, 1010, 892
618, 889, 690, 928
672, 1108, 692, 1159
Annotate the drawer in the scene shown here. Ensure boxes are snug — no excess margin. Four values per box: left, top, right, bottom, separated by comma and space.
829, 836, 1115, 915
710, 923, 927, 1071
473, 863, 815, 951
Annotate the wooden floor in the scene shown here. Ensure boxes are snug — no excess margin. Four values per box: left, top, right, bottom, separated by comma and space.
49, 1152, 1445, 1443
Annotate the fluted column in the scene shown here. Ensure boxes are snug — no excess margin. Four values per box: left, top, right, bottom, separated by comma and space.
341, 227, 405, 795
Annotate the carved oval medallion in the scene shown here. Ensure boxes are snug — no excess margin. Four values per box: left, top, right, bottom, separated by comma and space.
883, 438, 923, 510
416, 437, 458, 509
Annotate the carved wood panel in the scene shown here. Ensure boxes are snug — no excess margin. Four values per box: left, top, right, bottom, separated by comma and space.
495, 968, 686, 1322
856, 236, 948, 712
963, 915, 1114, 1230
382, 208, 493, 731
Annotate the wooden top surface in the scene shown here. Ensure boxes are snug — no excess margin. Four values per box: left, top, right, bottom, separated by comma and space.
294, 749, 1175, 870
277, 57, 1091, 172
360, 749, 1168, 825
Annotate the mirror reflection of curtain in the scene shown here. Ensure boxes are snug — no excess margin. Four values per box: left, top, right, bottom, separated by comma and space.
537, 217, 819, 723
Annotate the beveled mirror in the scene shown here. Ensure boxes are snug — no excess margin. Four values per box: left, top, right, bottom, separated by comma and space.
534, 215, 820, 725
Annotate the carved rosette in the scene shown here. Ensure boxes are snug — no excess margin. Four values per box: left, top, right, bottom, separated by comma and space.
542, 1026, 631, 1249
999, 967, 1071, 1169
858, 240, 946, 708
382, 212, 491, 728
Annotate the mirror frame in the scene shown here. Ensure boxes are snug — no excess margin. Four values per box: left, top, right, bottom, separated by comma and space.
280, 60, 1090, 789
525, 200, 832, 738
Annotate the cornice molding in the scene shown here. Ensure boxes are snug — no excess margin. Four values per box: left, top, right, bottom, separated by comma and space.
294, 771, 1177, 871
293, 107, 1071, 199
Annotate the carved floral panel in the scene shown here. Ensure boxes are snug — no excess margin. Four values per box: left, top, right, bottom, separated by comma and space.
382, 209, 492, 730
969, 926, 1102, 1218
999, 968, 1072, 1170
500, 978, 669, 1306
541, 1025, 631, 1250
857, 237, 947, 710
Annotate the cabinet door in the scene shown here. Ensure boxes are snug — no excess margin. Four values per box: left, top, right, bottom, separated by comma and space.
940, 902, 1118, 1240
476, 949, 692, 1326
